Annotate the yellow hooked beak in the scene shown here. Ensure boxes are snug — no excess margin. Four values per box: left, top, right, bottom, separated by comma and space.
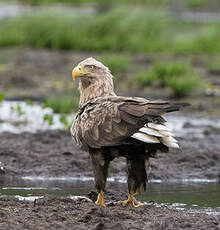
72, 65, 86, 79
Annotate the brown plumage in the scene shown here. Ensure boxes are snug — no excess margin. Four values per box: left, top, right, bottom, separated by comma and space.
71, 57, 187, 207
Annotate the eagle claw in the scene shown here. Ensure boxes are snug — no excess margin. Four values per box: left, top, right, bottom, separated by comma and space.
95, 191, 105, 207
118, 199, 144, 207
95, 200, 106, 207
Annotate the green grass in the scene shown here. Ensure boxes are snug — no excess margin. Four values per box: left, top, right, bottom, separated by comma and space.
186, 0, 207, 9
25, 100, 34, 106
0, 93, 4, 102
135, 62, 200, 97
59, 114, 72, 130
165, 73, 200, 97
42, 91, 79, 113
8, 0, 212, 6
134, 69, 157, 86
100, 54, 131, 76
43, 113, 53, 125
175, 25, 220, 54
0, 7, 219, 54
10, 104, 25, 116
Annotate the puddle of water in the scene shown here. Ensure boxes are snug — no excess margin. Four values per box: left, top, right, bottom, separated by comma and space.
0, 176, 219, 215
165, 113, 220, 138
138, 182, 220, 214
0, 101, 73, 133
15, 195, 44, 202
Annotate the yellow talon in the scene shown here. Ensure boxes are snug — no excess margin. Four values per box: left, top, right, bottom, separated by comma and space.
118, 192, 143, 207
95, 191, 105, 207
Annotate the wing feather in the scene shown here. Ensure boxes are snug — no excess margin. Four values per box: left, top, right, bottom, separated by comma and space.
71, 96, 180, 149
119, 111, 138, 125
119, 103, 146, 117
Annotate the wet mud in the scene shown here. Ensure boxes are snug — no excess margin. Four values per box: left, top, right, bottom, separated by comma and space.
0, 127, 219, 180
0, 196, 219, 230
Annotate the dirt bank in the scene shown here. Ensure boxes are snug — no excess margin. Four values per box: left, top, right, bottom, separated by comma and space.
0, 127, 219, 180
0, 196, 219, 230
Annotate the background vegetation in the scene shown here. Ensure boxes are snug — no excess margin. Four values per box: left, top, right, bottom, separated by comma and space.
0, 8, 219, 54
1, 0, 220, 114
135, 62, 200, 97
5, 0, 215, 8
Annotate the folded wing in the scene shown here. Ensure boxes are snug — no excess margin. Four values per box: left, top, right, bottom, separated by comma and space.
71, 96, 183, 150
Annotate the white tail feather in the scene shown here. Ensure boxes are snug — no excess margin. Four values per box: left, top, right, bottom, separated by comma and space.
132, 123, 179, 149
131, 132, 160, 143
158, 130, 175, 137
162, 140, 179, 148
139, 127, 165, 137
162, 136, 178, 143
148, 123, 171, 131
161, 136, 179, 148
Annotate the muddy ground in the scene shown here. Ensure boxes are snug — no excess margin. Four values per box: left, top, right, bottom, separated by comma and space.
0, 122, 219, 230
0, 48, 220, 229
0, 125, 219, 180
0, 196, 219, 230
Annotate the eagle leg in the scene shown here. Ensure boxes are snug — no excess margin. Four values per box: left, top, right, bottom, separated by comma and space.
118, 157, 146, 207
90, 149, 111, 207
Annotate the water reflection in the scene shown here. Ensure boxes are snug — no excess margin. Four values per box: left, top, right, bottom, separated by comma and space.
0, 176, 219, 215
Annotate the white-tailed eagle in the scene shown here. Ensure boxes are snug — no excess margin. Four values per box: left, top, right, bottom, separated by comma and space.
71, 57, 187, 207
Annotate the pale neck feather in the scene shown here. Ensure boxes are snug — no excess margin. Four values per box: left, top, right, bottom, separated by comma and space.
78, 72, 116, 107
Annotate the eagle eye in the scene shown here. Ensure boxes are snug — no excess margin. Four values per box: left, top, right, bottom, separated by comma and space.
86, 65, 95, 70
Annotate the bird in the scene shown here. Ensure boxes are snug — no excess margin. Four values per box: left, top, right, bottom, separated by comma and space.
71, 57, 187, 207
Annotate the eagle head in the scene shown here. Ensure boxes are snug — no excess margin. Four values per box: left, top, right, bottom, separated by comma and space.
72, 57, 111, 81
72, 57, 115, 106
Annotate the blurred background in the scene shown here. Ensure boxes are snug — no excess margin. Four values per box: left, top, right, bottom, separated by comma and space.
0, 0, 219, 120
